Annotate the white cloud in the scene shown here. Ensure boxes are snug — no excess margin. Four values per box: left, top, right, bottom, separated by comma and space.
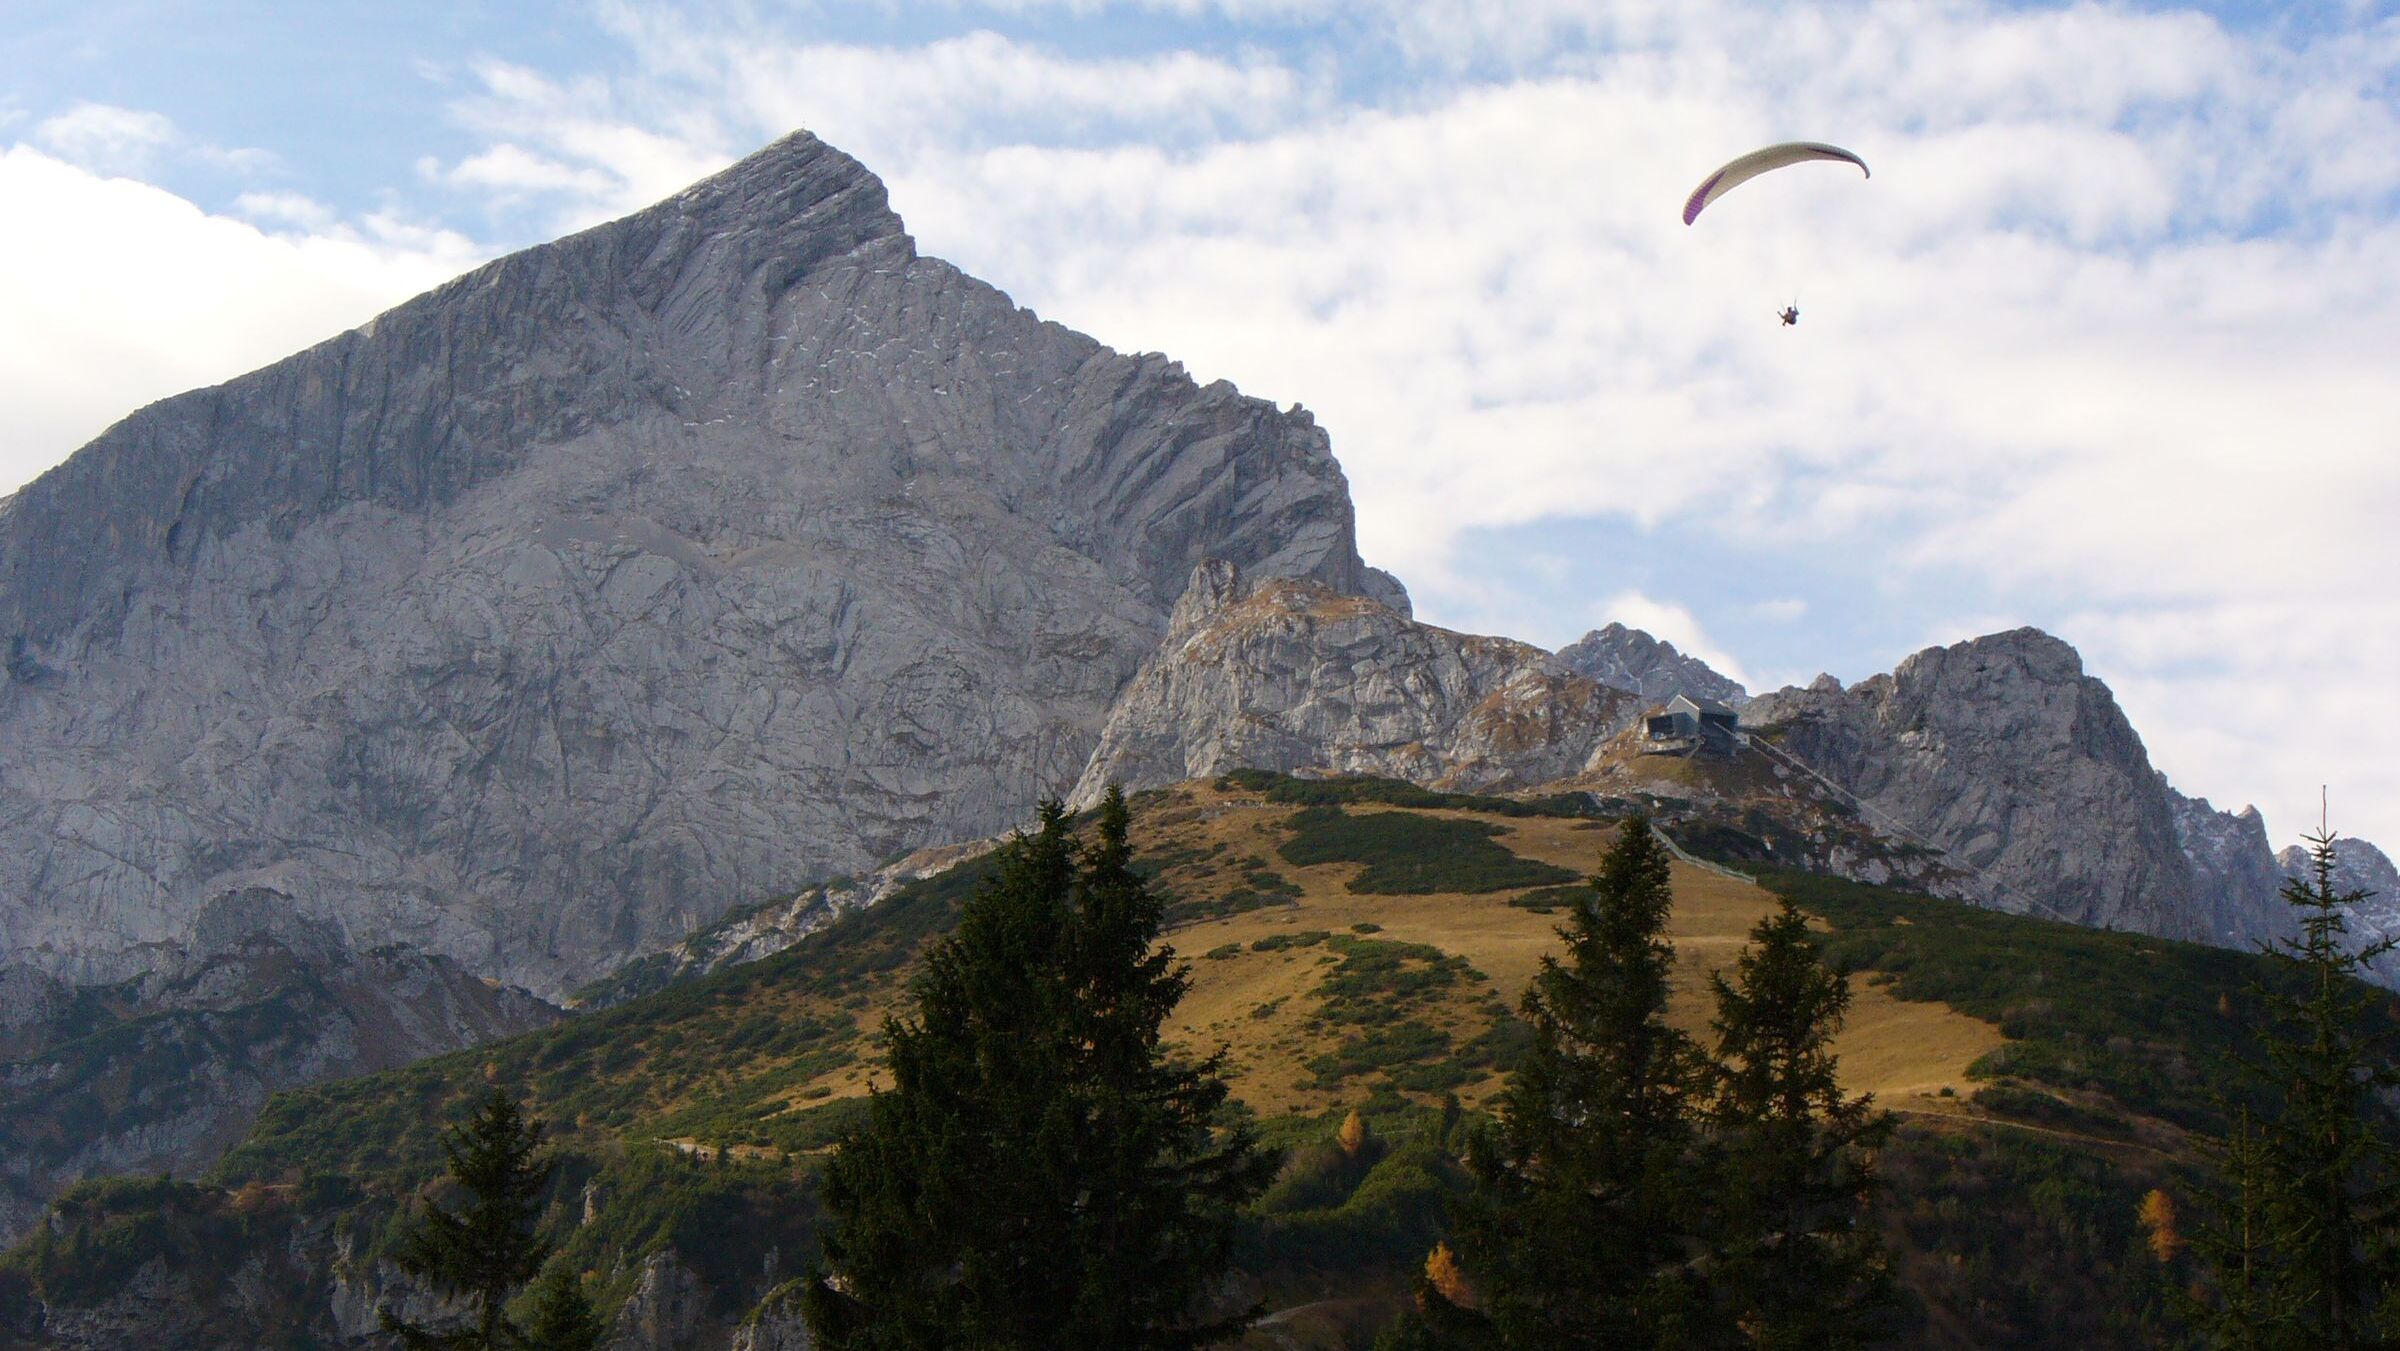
233, 190, 337, 232
0, 146, 484, 494
2063, 598, 2400, 854
1746, 598, 1807, 624
432, 142, 621, 200
33, 102, 177, 175
32, 100, 277, 179
5, 3, 2398, 848
1595, 590, 1754, 690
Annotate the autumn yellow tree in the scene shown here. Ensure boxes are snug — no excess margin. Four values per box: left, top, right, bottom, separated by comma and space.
2139, 1190, 2184, 1264
1423, 1243, 1474, 1309
1337, 1111, 1372, 1157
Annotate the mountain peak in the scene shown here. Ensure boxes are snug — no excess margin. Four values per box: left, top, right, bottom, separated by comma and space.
1894, 626, 2085, 686
1553, 623, 1748, 707
0, 132, 923, 653
1747, 624, 2193, 938
0, 128, 1384, 993
603, 128, 911, 278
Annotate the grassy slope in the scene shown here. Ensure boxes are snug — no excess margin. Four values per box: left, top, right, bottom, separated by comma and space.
207, 778, 2000, 1183
13, 772, 2365, 1348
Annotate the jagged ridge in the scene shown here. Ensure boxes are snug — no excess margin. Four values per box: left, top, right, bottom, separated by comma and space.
0, 132, 1396, 997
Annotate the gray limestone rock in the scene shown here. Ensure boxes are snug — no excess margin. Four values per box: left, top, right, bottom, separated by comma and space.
572, 835, 999, 1007
1742, 628, 2207, 938
0, 935, 555, 1245
612, 1250, 710, 1351
1070, 560, 1639, 805
733, 1281, 815, 1351
1553, 622, 1749, 707
2167, 786, 2294, 949
0, 131, 1392, 1000
2278, 836, 2400, 984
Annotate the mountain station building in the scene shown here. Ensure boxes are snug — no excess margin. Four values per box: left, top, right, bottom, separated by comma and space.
1643, 693, 1741, 756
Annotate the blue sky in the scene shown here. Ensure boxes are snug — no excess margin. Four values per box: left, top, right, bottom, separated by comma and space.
3, 0, 2397, 851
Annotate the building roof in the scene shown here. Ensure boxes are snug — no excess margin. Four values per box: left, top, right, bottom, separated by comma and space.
1666, 692, 1737, 718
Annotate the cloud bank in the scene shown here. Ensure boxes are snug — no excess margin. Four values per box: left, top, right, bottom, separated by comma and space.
4, 1, 2395, 851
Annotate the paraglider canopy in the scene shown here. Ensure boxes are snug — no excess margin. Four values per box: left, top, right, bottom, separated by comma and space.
1683, 142, 1869, 225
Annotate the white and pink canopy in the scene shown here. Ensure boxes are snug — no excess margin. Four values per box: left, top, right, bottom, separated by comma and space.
1682, 142, 1870, 225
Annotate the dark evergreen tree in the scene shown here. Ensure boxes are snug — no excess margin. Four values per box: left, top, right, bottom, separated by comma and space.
2188, 1107, 2296, 1349
1063, 786, 1283, 1344
1431, 816, 1713, 1348
805, 788, 1276, 1350
1704, 895, 1896, 1348
519, 1265, 608, 1351
2192, 829, 2400, 1349
381, 1088, 556, 1350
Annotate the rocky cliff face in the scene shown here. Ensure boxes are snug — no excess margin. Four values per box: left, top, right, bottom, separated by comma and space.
0, 132, 1394, 999
1553, 623, 1748, 707
1741, 629, 2208, 938
1731, 629, 2397, 956
732, 1282, 815, 1351
571, 836, 997, 1009
1070, 562, 1638, 805
0, 927, 553, 1245
2168, 787, 2294, 948
2278, 836, 2400, 983
612, 1250, 711, 1351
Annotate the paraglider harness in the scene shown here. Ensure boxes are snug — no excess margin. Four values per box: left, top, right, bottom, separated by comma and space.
1779, 305, 1800, 326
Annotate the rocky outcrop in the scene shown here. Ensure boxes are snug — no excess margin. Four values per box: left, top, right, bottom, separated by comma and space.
2279, 835, 2400, 904
0, 131, 1392, 999
2278, 836, 2400, 983
13, 1206, 350, 1350
733, 1281, 815, 1351
0, 933, 553, 1245
2167, 786, 2293, 948
573, 836, 997, 1008
1069, 562, 1640, 805
612, 1250, 710, 1351
1553, 623, 1748, 707
1741, 629, 2206, 938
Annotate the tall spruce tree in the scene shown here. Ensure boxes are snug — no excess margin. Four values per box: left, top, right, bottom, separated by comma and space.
1434, 816, 1713, 1348
2193, 830, 2400, 1349
381, 1088, 556, 1350
805, 789, 1276, 1350
519, 1265, 608, 1351
2189, 1107, 2297, 1349
1705, 896, 1895, 1348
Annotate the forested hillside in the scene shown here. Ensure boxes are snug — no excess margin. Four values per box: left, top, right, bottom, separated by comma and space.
2, 775, 2376, 1347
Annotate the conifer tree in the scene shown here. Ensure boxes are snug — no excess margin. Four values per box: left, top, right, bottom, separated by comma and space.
381, 1088, 556, 1350
519, 1265, 608, 1351
2187, 1109, 2292, 1351
2192, 829, 2400, 1349
1433, 816, 1713, 1348
1704, 896, 1895, 1348
805, 789, 1275, 1350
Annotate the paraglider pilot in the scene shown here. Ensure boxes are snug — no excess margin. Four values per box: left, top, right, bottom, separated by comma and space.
1682, 142, 1869, 334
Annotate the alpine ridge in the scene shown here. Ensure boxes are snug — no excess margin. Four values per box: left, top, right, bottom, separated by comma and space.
0, 131, 1397, 998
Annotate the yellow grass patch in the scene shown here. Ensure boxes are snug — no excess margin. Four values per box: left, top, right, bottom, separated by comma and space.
1144, 782, 2002, 1116
754, 778, 2002, 1128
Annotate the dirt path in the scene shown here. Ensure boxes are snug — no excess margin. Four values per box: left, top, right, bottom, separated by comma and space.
1889, 1104, 2180, 1159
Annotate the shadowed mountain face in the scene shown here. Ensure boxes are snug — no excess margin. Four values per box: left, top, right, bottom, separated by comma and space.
0, 132, 1397, 996
0, 927, 556, 1246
